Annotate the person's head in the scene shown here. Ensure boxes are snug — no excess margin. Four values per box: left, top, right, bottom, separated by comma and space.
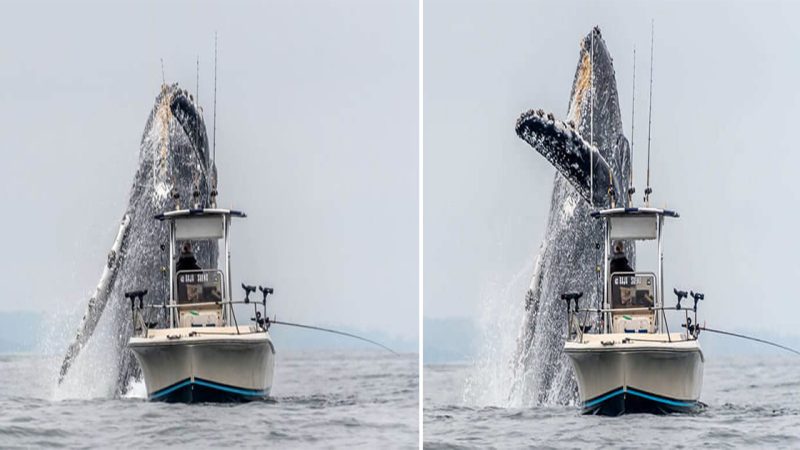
181, 242, 193, 254
613, 241, 624, 255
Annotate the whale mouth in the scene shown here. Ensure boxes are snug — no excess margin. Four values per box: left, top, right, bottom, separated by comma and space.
148, 84, 213, 202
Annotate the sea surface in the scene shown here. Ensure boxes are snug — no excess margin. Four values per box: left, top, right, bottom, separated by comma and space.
424, 356, 800, 448
0, 351, 418, 449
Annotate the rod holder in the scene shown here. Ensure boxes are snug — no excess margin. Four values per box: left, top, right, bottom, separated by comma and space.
690, 291, 704, 312
124, 289, 148, 310
673, 288, 688, 310
241, 284, 256, 303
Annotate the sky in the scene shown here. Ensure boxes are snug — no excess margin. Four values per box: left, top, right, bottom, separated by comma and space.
4, 0, 800, 349
424, 0, 800, 335
0, 0, 418, 341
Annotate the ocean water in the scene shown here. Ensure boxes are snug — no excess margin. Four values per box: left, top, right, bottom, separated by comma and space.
424, 356, 800, 448
0, 351, 418, 449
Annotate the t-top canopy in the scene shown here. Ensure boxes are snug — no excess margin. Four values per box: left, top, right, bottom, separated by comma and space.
592, 207, 678, 241
154, 208, 247, 221
590, 207, 679, 218
155, 208, 246, 241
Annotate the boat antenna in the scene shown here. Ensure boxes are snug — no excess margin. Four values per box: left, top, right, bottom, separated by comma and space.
212, 31, 218, 169
697, 326, 800, 356
628, 46, 636, 207
160, 58, 165, 85
589, 28, 594, 208
196, 55, 199, 103
270, 320, 399, 355
644, 19, 654, 206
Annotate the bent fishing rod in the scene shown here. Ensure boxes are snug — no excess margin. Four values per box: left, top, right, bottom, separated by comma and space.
238, 284, 398, 355
697, 326, 800, 357
669, 289, 800, 356
269, 320, 399, 356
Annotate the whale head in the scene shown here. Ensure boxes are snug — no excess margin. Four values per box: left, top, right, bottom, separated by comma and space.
138, 83, 216, 208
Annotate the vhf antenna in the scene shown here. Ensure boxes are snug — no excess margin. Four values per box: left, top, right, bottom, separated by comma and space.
644, 19, 655, 206
212, 31, 218, 168
589, 28, 595, 208
196, 55, 199, 104
628, 46, 636, 207
210, 32, 219, 207
160, 58, 165, 85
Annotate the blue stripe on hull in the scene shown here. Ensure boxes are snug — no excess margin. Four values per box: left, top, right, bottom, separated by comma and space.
150, 378, 269, 403
583, 387, 699, 416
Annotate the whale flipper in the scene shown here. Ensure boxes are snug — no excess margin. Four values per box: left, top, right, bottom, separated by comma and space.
515, 110, 619, 207
58, 214, 132, 383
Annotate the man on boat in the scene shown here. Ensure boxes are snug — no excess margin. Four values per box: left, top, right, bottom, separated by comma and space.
176, 242, 201, 272
609, 241, 633, 274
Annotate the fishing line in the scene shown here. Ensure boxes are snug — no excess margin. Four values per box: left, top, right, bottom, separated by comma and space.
699, 326, 800, 356
270, 320, 399, 355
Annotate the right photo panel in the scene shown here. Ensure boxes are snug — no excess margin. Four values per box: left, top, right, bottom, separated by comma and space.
424, 0, 800, 446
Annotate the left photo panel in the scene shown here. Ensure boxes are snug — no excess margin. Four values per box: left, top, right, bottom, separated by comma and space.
0, 0, 419, 447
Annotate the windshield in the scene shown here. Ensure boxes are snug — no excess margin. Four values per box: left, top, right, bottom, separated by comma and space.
610, 273, 655, 309
176, 269, 224, 304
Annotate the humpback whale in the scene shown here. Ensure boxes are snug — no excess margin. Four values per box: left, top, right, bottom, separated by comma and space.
58, 84, 217, 395
511, 27, 633, 405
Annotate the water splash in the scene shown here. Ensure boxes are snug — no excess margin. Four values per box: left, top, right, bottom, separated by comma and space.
123, 378, 147, 399
54, 302, 122, 400
462, 259, 533, 407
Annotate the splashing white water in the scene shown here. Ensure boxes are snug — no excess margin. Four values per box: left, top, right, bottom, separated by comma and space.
123, 378, 147, 399
462, 258, 535, 407
53, 301, 122, 400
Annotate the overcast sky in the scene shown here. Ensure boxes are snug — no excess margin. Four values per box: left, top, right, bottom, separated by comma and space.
0, 0, 418, 340
424, 0, 800, 334
5, 0, 800, 345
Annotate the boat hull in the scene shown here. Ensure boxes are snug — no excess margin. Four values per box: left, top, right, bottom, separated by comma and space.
129, 328, 275, 403
565, 335, 703, 416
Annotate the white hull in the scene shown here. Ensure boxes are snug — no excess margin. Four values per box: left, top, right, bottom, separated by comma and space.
564, 333, 704, 415
129, 326, 275, 402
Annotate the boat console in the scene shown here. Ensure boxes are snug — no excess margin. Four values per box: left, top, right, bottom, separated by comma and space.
125, 208, 275, 336
176, 269, 224, 327
609, 272, 655, 334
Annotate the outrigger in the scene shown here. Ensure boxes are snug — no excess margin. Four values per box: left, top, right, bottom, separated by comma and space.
562, 207, 705, 415
125, 208, 275, 402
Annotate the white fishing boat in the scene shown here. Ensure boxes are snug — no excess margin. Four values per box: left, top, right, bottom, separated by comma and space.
126, 208, 275, 402
562, 207, 704, 415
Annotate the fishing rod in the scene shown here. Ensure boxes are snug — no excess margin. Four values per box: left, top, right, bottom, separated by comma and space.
212, 31, 218, 167
697, 326, 800, 357
628, 45, 636, 207
644, 19, 655, 206
270, 320, 399, 356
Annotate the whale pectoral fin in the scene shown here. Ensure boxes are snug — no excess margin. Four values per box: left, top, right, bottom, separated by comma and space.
58, 214, 132, 384
516, 110, 616, 207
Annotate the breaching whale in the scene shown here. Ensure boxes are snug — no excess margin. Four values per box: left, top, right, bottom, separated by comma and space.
511, 27, 633, 405
58, 84, 217, 395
